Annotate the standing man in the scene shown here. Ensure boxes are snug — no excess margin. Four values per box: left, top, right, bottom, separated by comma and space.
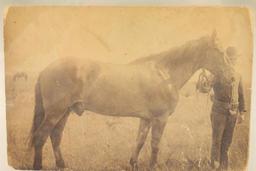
210, 46, 246, 171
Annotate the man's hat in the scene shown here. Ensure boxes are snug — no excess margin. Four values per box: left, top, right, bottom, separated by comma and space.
226, 46, 240, 59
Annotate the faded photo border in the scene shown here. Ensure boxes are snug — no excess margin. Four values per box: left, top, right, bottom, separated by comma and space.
0, 1, 255, 171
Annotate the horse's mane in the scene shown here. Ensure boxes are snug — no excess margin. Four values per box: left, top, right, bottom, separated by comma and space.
129, 35, 210, 65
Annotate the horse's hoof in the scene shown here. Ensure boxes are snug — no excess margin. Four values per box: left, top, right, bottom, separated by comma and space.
131, 164, 138, 171
149, 165, 159, 171
130, 159, 138, 171
56, 160, 66, 169
149, 162, 159, 171
33, 163, 42, 170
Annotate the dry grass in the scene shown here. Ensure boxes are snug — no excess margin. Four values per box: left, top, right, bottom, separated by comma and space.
5, 75, 250, 171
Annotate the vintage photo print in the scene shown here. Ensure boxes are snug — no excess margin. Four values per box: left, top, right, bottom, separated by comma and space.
4, 6, 253, 171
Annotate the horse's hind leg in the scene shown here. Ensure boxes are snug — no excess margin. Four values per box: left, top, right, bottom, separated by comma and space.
50, 112, 70, 168
130, 119, 151, 171
33, 117, 59, 170
150, 117, 167, 170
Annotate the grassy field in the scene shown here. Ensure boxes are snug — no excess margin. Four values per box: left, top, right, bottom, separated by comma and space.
5, 75, 250, 171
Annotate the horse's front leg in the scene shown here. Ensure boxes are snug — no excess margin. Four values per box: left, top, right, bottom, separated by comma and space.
150, 116, 168, 170
130, 119, 151, 171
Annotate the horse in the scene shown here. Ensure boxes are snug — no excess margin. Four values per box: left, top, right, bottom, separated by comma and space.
29, 31, 231, 170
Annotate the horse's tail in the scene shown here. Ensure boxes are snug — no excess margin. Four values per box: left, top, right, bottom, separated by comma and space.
28, 77, 45, 148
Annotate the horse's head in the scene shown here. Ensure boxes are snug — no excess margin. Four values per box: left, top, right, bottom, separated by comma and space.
200, 30, 232, 76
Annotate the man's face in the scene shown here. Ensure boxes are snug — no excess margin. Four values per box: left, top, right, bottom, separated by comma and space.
226, 46, 239, 66
229, 55, 238, 65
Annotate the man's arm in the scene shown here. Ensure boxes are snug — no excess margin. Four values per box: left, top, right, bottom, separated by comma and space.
238, 76, 246, 113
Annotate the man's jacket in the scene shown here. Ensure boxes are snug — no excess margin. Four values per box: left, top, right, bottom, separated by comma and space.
211, 72, 246, 115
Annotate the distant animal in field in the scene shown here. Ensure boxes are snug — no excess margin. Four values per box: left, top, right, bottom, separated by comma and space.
13, 72, 28, 82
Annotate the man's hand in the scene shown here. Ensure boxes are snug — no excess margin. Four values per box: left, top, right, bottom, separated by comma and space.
237, 113, 245, 124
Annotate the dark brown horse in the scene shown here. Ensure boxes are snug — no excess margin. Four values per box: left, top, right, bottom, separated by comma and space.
29, 32, 231, 170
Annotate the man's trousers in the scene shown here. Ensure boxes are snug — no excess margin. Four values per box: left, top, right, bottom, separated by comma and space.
210, 111, 237, 170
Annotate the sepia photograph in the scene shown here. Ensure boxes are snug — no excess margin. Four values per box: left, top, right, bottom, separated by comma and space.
3, 6, 253, 171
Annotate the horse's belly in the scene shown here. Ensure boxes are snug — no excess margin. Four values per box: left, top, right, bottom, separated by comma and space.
84, 89, 149, 117
83, 87, 175, 118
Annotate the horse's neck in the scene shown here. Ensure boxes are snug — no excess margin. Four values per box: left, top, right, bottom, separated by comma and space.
157, 58, 200, 89
154, 47, 203, 89
172, 63, 199, 89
